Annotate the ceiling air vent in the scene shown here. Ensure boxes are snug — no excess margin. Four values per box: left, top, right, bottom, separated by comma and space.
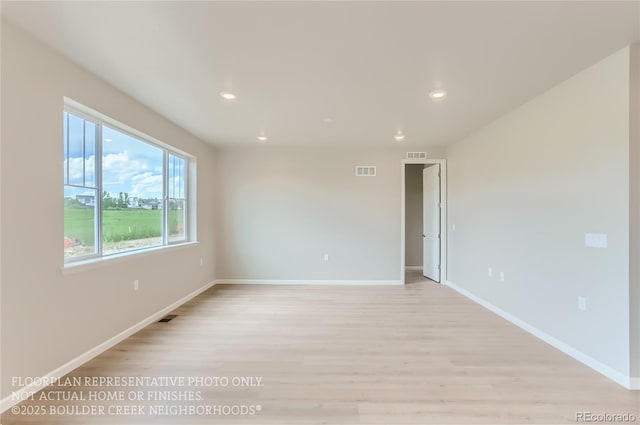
355, 166, 377, 177
406, 152, 427, 159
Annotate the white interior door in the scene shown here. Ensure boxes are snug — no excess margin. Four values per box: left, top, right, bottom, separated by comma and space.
422, 165, 441, 282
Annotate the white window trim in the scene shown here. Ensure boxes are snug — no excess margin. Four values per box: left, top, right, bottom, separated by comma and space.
63, 98, 195, 266
60, 241, 200, 275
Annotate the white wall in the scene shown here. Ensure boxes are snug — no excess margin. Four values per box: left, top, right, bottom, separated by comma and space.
629, 44, 640, 381
405, 165, 423, 267
446, 47, 632, 380
0, 21, 217, 399
216, 147, 444, 282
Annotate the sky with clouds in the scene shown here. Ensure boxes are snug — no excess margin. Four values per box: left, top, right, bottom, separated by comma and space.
64, 113, 184, 200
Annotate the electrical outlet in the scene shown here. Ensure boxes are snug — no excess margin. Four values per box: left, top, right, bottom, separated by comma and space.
488, 267, 493, 278
578, 296, 586, 311
452, 224, 456, 231
499, 272, 505, 282
133, 280, 139, 291
200, 257, 204, 266
323, 254, 329, 261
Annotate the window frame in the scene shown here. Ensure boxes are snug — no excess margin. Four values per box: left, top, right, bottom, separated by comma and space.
63, 107, 103, 263
165, 152, 188, 245
63, 100, 194, 265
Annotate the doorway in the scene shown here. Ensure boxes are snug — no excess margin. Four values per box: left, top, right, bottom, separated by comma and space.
400, 159, 447, 284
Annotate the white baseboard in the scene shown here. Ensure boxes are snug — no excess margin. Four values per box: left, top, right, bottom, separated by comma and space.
215, 279, 402, 286
1, 280, 216, 413
405, 266, 423, 271
444, 280, 636, 390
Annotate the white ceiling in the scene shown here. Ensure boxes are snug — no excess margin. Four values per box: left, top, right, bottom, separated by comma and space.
2, 1, 639, 148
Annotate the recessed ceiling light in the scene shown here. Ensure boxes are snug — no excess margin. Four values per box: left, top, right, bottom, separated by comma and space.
257, 135, 268, 142
104, 138, 112, 142
429, 89, 447, 100
323, 118, 333, 124
394, 133, 405, 142
220, 92, 236, 100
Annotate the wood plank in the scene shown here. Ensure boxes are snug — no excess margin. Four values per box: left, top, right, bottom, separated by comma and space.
3, 273, 638, 424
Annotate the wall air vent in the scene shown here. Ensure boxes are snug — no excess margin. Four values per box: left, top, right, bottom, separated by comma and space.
406, 152, 427, 159
355, 166, 377, 177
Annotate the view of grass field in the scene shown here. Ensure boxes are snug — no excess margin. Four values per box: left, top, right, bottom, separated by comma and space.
64, 207, 184, 257
63, 110, 187, 258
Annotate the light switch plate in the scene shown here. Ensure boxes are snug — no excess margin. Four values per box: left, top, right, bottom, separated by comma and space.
578, 296, 586, 311
585, 233, 607, 248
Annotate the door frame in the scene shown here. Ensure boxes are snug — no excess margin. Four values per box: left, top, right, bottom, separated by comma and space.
400, 158, 447, 285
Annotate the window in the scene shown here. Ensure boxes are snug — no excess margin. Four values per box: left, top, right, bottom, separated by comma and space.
168, 154, 187, 243
63, 104, 192, 263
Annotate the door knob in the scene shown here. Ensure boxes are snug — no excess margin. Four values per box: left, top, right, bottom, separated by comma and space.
422, 234, 426, 237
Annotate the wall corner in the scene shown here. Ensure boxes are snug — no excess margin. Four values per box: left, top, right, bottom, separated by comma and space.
629, 43, 640, 380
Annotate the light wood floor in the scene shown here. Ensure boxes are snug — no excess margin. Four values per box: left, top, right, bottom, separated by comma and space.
3, 273, 639, 424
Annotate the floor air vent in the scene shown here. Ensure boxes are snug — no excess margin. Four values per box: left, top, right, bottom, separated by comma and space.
158, 314, 178, 323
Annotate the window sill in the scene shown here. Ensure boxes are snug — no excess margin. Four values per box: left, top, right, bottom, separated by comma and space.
61, 241, 200, 275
